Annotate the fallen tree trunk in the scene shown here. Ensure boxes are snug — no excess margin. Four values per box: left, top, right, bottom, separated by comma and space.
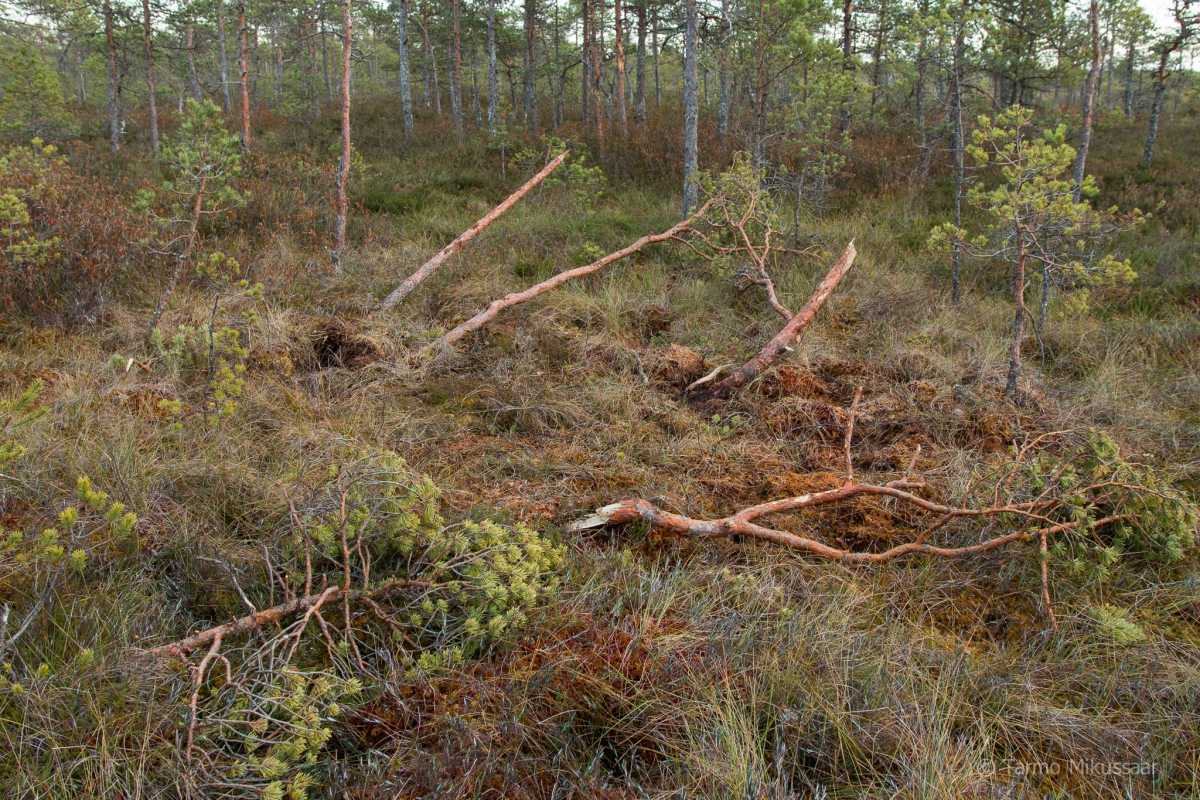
691, 241, 855, 402
369, 150, 569, 316
429, 199, 713, 350
569, 494, 1118, 564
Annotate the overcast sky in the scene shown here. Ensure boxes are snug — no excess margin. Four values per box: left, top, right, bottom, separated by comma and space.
1143, 0, 1183, 30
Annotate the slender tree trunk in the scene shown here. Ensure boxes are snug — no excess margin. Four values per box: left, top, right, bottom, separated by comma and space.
420, 0, 432, 108
1142, 48, 1171, 165
187, 18, 202, 102
321, 15, 333, 100
238, 1, 250, 151
681, 0, 699, 218
581, 0, 591, 125
614, 0, 628, 133
717, 0, 730, 138
487, 0, 498, 134
1072, 0, 1101, 202
553, 2, 563, 128
73, 40, 86, 106
915, 0, 929, 176
423, 3, 441, 116
1038, 262, 1051, 330
217, 0, 232, 114
472, 34, 482, 124
751, 0, 767, 169
951, 20, 965, 302
306, 11, 321, 115
145, 177, 207, 347
652, 21, 660, 106
1124, 36, 1135, 119
275, 41, 284, 102
587, 0, 606, 144
333, 0, 353, 272
104, 0, 121, 151
398, 0, 415, 134
141, 0, 159, 154
635, 3, 647, 124
840, 0, 853, 132
1104, 8, 1115, 109
870, 0, 886, 112
1005, 246, 1028, 398
450, 0, 463, 138
523, 0, 538, 132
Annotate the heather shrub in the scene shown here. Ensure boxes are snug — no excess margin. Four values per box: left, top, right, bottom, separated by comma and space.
0, 140, 147, 325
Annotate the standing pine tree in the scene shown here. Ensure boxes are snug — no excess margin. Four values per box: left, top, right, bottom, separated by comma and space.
930, 106, 1139, 398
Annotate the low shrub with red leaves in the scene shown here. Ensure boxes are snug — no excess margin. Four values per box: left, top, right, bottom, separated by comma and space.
0, 141, 149, 326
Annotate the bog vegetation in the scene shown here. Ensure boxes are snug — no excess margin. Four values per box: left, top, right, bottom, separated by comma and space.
0, 0, 1199, 795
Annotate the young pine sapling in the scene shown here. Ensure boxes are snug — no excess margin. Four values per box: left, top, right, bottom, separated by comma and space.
929, 106, 1139, 398
139, 99, 248, 348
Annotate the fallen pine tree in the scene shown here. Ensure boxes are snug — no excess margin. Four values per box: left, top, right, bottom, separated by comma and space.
369, 151, 569, 316
427, 199, 715, 351
571, 392, 1198, 626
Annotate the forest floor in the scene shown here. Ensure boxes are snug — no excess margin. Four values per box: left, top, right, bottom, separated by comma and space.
1, 103, 1199, 798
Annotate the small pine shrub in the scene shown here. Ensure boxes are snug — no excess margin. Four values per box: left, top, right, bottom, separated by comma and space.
1088, 604, 1147, 646
284, 448, 565, 673
0, 378, 45, 465
194, 668, 360, 800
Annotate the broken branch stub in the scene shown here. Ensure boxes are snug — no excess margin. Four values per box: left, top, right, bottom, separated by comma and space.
691, 241, 856, 402
369, 150, 569, 316
429, 199, 714, 351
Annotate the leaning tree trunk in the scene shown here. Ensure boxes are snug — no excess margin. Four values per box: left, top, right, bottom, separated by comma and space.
397, 0, 414, 134
1072, 0, 1101, 202
371, 151, 569, 315
613, 0, 628, 133
333, 0, 353, 272
104, 0, 121, 151
217, 0, 232, 114
523, 0, 538, 132
681, 0, 699, 218
1142, 50, 1171, 165
487, 0, 498, 134
238, 1, 250, 151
